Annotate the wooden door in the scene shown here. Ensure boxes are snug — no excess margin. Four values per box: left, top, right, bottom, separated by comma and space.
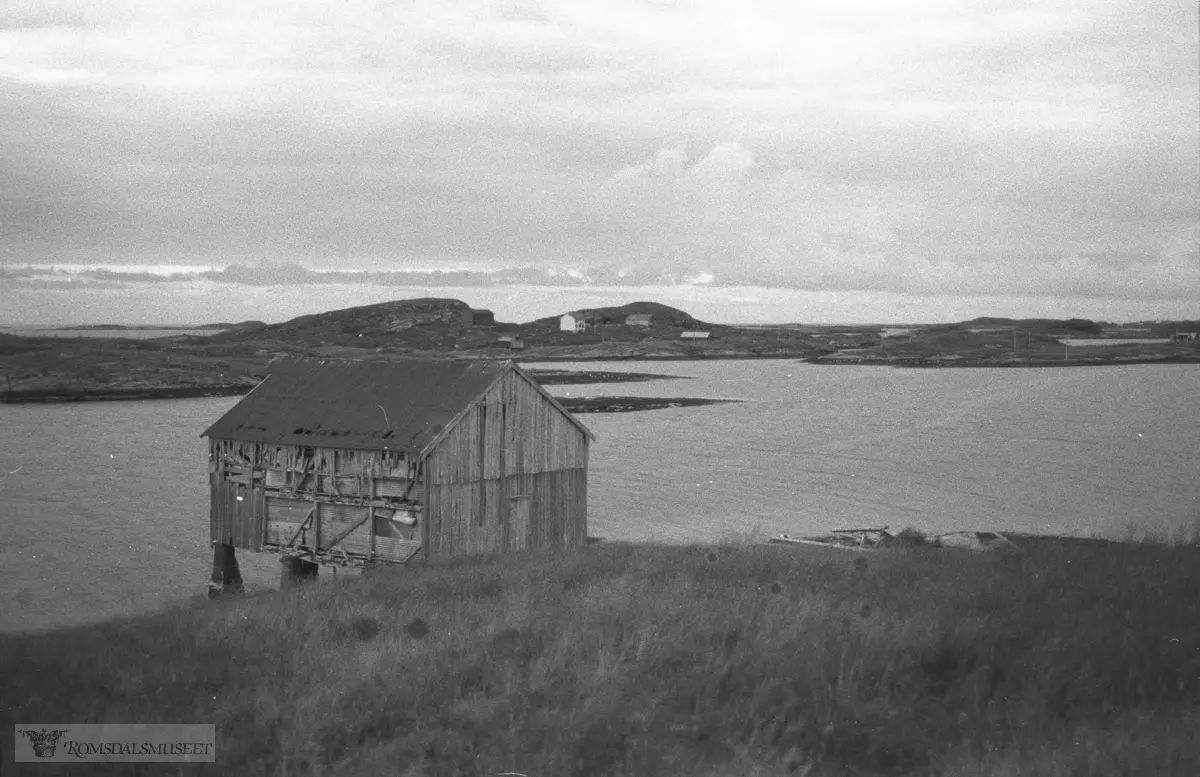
212, 478, 264, 550
236, 482, 264, 550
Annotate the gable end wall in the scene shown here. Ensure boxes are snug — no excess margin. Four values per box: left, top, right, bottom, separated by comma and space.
424, 370, 589, 557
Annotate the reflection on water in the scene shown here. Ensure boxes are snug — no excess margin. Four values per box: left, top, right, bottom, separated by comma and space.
2, 360, 1198, 633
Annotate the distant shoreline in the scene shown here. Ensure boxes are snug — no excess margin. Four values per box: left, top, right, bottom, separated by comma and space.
0, 367, 732, 414
3, 300, 1196, 404
807, 353, 1200, 368
0, 385, 736, 413
0, 384, 258, 403
3, 351, 1199, 406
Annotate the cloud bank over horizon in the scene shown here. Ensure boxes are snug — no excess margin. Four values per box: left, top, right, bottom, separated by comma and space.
1, 0, 1197, 318
2, 254, 1199, 302
1, 262, 1197, 328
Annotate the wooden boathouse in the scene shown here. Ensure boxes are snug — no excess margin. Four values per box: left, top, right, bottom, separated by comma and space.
201, 357, 594, 571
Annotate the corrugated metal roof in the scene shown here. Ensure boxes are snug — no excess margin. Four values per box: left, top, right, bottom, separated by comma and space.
201, 357, 513, 453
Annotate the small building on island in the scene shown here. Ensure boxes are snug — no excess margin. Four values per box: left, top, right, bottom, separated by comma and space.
560, 313, 587, 332
625, 314, 652, 327
680, 331, 711, 339
201, 357, 593, 585
497, 334, 526, 350
461, 308, 495, 327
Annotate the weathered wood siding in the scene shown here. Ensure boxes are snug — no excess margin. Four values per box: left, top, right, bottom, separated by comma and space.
426, 469, 587, 556
208, 365, 589, 563
211, 439, 419, 483
209, 474, 265, 550
424, 370, 588, 484
424, 370, 589, 557
209, 437, 425, 562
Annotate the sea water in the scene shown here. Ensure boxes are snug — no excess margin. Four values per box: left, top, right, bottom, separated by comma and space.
2, 360, 1197, 633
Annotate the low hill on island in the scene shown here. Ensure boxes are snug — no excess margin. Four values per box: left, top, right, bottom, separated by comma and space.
201, 298, 765, 357
528, 301, 716, 331
518, 301, 729, 347
3, 299, 1198, 402
205, 298, 519, 352
949, 317, 1106, 335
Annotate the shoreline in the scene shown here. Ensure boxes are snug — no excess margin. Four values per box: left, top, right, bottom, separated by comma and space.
4, 352, 1199, 405
0, 384, 259, 403
805, 353, 1200, 369
0, 384, 736, 413
3, 326, 1197, 407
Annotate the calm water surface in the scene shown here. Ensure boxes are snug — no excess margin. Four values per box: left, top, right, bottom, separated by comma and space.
0, 327, 223, 339
2, 360, 1197, 633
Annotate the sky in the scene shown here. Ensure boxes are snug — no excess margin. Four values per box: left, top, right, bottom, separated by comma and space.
1, 0, 1197, 325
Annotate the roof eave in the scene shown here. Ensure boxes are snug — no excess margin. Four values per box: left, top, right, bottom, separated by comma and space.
418, 360, 596, 454
199, 374, 271, 438
509, 361, 597, 442
419, 363, 512, 455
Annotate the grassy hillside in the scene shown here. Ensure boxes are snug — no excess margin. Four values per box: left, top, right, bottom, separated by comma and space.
519, 302, 722, 345
3, 538, 1199, 775
203, 298, 510, 351
814, 318, 1200, 367
955, 318, 1106, 335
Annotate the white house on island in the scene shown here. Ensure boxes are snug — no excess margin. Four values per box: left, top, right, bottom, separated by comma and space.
560, 314, 587, 332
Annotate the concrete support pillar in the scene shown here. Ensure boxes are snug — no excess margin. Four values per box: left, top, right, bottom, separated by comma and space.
208, 542, 245, 599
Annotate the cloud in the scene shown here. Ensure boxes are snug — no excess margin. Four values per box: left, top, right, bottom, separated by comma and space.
0, 0, 1195, 311
3, 246, 1196, 304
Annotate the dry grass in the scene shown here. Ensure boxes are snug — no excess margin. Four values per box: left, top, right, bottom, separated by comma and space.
1115, 511, 1200, 547
3, 537, 1199, 776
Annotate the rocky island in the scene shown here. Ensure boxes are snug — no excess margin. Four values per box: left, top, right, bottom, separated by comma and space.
804, 316, 1200, 368
1, 300, 1197, 405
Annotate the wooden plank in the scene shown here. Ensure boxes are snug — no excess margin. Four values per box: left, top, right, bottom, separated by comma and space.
338, 523, 374, 557
284, 507, 315, 548
477, 403, 486, 527
254, 486, 266, 551
266, 520, 302, 546
374, 537, 423, 563
243, 486, 252, 549
330, 450, 339, 495
425, 467, 435, 560
323, 513, 371, 550
368, 475, 376, 561
293, 451, 311, 490
267, 497, 313, 520
374, 477, 409, 497
499, 403, 508, 530
209, 474, 220, 544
